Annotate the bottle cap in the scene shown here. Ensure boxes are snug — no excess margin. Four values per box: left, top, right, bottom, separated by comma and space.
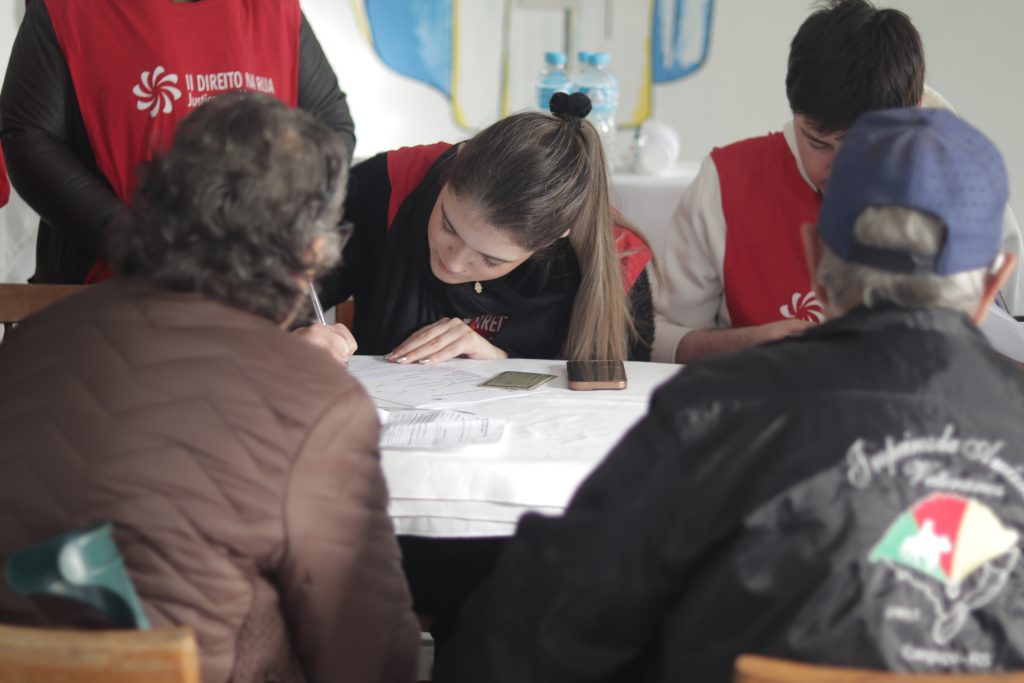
544, 51, 566, 66
577, 51, 593, 64
590, 52, 611, 67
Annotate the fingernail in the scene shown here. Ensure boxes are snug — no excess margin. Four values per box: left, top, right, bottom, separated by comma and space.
418, 359, 431, 365
395, 356, 408, 363
383, 352, 393, 360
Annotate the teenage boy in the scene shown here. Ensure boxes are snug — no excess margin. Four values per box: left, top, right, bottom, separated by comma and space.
653, 0, 1024, 363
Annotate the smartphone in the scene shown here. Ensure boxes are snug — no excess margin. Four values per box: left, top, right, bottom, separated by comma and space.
566, 360, 627, 391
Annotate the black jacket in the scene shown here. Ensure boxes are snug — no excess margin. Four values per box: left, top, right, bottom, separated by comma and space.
436, 306, 1024, 682
0, 1, 355, 283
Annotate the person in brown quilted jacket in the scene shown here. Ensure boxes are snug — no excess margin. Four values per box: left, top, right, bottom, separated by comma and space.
0, 92, 420, 683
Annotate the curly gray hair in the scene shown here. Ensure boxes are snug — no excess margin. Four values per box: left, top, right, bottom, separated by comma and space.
109, 92, 348, 324
816, 206, 987, 314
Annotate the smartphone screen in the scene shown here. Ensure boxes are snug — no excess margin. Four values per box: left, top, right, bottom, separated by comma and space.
566, 360, 627, 391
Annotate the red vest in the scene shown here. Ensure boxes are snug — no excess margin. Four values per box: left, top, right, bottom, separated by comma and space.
45, 0, 302, 282
713, 133, 824, 326
385, 143, 651, 290
0, 146, 9, 208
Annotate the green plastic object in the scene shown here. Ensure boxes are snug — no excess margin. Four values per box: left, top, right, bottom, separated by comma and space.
4, 522, 150, 629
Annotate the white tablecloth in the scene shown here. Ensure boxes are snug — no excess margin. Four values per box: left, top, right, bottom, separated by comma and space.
382, 358, 680, 538
611, 161, 700, 259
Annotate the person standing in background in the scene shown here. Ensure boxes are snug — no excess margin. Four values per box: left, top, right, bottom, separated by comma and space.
0, 0, 354, 284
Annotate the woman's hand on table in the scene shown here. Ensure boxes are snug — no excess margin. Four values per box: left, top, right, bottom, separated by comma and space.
294, 323, 358, 366
385, 318, 508, 365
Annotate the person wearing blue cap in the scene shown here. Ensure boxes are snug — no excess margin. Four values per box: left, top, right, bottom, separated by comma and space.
434, 107, 1024, 683
653, 0, 1024, 364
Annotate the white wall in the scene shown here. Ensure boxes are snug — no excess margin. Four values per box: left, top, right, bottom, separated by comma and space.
307, 0, 1024, 215
0, 0, 34, 283
1, 0, 1022, 281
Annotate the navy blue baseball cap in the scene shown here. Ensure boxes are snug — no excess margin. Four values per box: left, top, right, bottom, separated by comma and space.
817, 108, 1008, 275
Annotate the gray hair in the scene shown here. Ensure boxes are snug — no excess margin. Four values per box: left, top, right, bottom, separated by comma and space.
109, 92, 348, 324
816, 206, 987, 314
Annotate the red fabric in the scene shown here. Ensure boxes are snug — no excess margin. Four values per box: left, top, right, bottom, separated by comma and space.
714, 132, 822, 327
0, 146, 9, 208
385, 143, 651, 289
614, 226, 651, 290
45, 0, 302, 283
386, 142, 453, 230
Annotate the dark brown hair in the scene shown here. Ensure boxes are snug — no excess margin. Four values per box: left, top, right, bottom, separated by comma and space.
787, 0, 924, 133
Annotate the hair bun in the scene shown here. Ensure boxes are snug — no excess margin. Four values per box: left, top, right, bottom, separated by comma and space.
550, 92, 592, 121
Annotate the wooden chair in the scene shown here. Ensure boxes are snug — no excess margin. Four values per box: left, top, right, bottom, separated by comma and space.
0, 623, 200, 683
335, 297, 354, 328
734, 654, 1024, 682
2, 524, 201, 682
0, 283, 86, 338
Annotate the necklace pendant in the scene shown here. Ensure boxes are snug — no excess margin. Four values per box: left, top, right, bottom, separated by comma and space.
474, 281, 483, 294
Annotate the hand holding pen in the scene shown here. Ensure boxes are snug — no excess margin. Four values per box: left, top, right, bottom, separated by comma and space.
308, 280, 329, 325
293, 280, 358, 367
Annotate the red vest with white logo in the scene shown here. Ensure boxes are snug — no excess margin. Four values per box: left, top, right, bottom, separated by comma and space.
44, 0, 301, 282
713, 132, 823, 326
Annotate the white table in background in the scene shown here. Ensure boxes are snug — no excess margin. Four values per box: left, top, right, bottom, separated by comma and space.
381, 358, 680, 538
611, 161, 700, 258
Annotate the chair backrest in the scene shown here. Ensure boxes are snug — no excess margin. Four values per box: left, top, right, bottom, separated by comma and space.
335, 297, 354, 328
4, 523, 150, 629
0, 623, 200, 683
734, 654, 1024, 682
0, 283, 86, 338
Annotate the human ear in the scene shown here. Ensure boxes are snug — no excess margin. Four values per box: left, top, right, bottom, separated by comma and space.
973, 253, 1017, 324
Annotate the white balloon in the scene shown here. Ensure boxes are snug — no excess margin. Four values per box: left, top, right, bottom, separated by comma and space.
635, 121, 680, 175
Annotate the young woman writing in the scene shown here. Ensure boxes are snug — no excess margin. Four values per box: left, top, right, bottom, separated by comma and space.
301, 92, 653, 364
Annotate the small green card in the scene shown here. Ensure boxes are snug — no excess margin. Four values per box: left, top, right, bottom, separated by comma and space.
479, 371, 556, 390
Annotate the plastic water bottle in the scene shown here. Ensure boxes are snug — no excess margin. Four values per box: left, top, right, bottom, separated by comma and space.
536, 51, 571, 112
573, 52, 618, 169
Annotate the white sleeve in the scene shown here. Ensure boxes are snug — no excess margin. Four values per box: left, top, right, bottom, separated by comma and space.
652, 155, 728, 362
999, 204, 1024, 315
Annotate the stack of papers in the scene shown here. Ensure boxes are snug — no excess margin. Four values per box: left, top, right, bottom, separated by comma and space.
379, 409, 506, 449
346, 355, 546, 408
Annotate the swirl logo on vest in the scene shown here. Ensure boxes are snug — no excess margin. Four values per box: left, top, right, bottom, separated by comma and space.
132, 66, 183, 119
779, 290, 825, 323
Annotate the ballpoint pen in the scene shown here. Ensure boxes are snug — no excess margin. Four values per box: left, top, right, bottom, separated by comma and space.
307, 280, 350, 366
307, 280, 327, 325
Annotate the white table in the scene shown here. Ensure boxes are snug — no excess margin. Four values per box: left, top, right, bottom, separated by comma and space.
611, 161, 700, 259
381, 358, 681, 538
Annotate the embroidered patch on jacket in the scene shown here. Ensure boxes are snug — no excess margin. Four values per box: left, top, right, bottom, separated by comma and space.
869, 493, 1020, 646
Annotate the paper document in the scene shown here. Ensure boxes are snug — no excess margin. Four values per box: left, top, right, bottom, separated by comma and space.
980, 303, 1024, 362
380, 410, 506, 449
347, 356, 544, 407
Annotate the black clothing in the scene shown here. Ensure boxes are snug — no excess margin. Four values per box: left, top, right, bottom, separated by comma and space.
437, 306, 1024, 682
0, 1, 355, 283
323, 146, 654, 360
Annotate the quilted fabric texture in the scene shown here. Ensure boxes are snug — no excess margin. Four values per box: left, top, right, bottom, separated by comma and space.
0, 278, 419, 683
